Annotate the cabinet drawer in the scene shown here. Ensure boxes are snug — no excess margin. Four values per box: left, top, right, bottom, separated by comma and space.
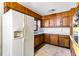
59, 35, 69, 38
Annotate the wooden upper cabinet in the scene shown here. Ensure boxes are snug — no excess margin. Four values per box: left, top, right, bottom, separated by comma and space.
49, 19, 55, 27
49, 14, 57, 27
50, 34, 58, 45
44, 19, 50, 27
56, 14, 61, 27
61, 16, 70, 27
56, 12, 70, 27
42, 11, 71, 27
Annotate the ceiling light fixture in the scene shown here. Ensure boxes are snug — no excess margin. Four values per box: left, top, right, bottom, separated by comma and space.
49, 9, 55, 12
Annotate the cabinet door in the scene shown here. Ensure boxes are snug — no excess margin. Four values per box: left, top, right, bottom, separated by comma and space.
39, 35, 43, 44
56, 18, 61, 27
44, 34, 50, 43
34, 35, 40, 47
49, 15, 57, 27
50, 35, 58, 45
56, 13, 64, 27
34, 34, 43, 48
62, 16, 70, 27
44, 19, 50, 27
59, 35, 70, 48
49, 19, 55, 27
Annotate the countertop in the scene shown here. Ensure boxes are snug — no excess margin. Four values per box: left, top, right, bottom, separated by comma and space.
34, 31, 43, 35
34, 31, 70, 35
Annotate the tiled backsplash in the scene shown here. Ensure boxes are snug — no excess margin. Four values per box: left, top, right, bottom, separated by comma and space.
34, 28, 70, 35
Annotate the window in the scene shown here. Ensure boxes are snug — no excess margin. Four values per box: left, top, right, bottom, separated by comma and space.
34, 19, 41, 31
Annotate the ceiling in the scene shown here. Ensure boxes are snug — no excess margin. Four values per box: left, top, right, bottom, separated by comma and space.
18, 2, 77, 16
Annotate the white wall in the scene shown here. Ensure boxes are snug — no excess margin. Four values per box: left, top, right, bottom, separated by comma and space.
0, 2, 3, 56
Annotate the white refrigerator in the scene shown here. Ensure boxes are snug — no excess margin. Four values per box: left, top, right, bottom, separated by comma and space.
2, 9, 34, 56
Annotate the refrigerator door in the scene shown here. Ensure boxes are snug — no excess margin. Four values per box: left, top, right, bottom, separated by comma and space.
12, 10, 24, 56
24, 15, 34, 56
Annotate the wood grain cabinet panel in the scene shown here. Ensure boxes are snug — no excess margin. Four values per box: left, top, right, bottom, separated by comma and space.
49, 19, 56, 27
44, 34, 50, 43
34, 34, 44, 48
39, 35, 44, 44
44, 19, 50, 27
56, 18, 61, 27
34, 35, 40, 47
61, 16, 70, 27
59, 35, 70, 48
50, 35, 58, 45
44, 34, 70, 48
49, 15, 57, 27
42, 11, 71, 27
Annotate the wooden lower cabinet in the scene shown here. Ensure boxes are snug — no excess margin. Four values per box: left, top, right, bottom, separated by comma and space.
44, 34, 50, 43
59, 35, 70, 48
34, 34, 44, 48
44, 34, 70, 48
35, 34, 70, 49
34, 35, 40, 47
50, 34, 58, 45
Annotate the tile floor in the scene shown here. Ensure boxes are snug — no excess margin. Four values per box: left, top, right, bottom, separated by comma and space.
35, 44, 71, 56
